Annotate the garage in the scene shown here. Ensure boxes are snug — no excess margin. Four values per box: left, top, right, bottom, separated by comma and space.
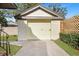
15, 5, 63, 41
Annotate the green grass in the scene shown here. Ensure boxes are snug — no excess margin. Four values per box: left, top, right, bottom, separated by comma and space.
0, 35, 21, 55
0, 45, 22, 56
55, 39, 79, 56
10, 45, 22, 55
1, 35, 18, 41
8, 35, 18, 41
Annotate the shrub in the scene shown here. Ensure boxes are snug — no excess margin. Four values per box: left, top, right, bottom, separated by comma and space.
60, 33, 71, 44
60, 33, 79, 49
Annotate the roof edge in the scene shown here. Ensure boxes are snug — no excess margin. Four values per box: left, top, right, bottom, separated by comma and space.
15, 5, 64, 19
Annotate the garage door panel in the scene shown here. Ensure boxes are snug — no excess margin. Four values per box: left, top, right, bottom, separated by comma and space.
27, 19, 51, 40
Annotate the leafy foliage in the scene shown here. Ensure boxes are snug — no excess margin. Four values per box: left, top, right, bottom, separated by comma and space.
0, 3, 38, 27
48, 3, 67, 18
60, 33, 79, 49
0, 11, 8, 27
15, 3, 38, 14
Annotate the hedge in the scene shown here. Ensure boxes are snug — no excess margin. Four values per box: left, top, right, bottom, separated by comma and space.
60, 33, 79, 49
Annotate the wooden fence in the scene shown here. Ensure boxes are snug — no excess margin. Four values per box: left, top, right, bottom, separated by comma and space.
60, 16, 79, 34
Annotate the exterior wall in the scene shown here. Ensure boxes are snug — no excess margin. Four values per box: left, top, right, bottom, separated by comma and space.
24, 9, 53, 17
17, 20, 28, 40
22, 9, 55, 19
51, 20, 60, 40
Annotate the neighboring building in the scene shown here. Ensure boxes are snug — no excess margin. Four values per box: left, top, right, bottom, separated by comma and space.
3, 20, 18, 35
0, 3, 17, 35
7, 21, 17, 27
15, 5, 63, 41
5, 16, 17, 27
3, 16, 18, 35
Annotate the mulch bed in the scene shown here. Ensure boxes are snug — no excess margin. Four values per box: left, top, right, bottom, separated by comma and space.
0, 51, 6, 56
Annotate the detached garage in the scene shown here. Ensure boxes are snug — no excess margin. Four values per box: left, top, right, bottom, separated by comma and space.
15, 5, 63, 41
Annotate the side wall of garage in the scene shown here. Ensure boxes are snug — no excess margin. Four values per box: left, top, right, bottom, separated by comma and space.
17, 20, 28, 40
51, 20, 60, 40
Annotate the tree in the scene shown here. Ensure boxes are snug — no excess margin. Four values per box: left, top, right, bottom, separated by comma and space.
15, 3, 38, 14
48, 3, 67, 18
0, 11, 8, 27
0, 3, 38, 27
0, 3, 38, 16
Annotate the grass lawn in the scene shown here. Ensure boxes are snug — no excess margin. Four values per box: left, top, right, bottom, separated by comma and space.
55, 39, 79, 56
1, 35, 18, 41
10, 45, 22, 55
0, 35, 21, 55
8, 35, 18, 41
0, 45, 22, 56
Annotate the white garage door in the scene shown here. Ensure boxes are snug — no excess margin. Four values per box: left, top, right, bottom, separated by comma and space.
27, 19, 51, 40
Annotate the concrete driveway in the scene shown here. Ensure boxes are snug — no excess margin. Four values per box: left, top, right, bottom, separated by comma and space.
15, 40, 69, 56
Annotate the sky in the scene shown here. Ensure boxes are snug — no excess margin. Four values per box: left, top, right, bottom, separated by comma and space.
42, 3, 79, 19
61, 3, 79, 18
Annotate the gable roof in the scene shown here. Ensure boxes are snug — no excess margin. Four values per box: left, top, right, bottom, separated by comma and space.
15, 5, 63, 20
